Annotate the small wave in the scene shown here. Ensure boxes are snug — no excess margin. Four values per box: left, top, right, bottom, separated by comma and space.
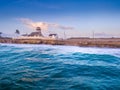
0, 43, 120, 58
54, 46, 120, 58
25, 58, 41, 62
58, 59, 120, 67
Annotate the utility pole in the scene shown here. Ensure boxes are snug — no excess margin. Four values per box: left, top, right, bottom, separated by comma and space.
64, 30, 66, 39
92, 30, 95, 45
92, 30, 95, 39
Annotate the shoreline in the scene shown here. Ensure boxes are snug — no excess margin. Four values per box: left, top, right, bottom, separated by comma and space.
0, 38, 120, 48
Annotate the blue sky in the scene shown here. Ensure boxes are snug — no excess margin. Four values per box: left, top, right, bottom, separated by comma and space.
0, 0, 120, 38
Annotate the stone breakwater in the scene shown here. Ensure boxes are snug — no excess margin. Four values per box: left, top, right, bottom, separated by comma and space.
0, 38, 120, 48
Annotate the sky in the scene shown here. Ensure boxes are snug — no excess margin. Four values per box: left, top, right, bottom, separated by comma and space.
0, 0, 120, 38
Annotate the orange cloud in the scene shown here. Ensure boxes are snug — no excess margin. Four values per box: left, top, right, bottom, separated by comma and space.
20, 18, 74, 30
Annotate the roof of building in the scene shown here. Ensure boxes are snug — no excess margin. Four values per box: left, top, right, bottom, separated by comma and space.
28, 31, 43, 36
49, 34, 57, 36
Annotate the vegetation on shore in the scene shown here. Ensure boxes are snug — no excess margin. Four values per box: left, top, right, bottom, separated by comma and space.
0, 37, 120, 48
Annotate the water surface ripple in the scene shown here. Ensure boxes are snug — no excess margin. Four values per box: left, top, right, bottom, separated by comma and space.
0, 44, 120, 90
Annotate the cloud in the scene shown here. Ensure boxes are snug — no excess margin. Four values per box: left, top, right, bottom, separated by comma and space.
20, 18, 74, 30
20, 18, 49, 30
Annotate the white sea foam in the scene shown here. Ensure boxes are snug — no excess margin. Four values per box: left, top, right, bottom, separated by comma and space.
0, 43, 120, 58
55, 46, 120, 57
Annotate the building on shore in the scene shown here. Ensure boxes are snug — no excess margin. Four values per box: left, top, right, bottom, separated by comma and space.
49, 34, 58, 39
14, 27, 59, 40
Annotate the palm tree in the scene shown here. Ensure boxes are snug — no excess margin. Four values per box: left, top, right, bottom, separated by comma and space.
15, 29, 20, 38
15, 29, 20, 35
0, 32, 2, 37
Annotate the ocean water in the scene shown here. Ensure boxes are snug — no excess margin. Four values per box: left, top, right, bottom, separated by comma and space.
0, 44, 120, 90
